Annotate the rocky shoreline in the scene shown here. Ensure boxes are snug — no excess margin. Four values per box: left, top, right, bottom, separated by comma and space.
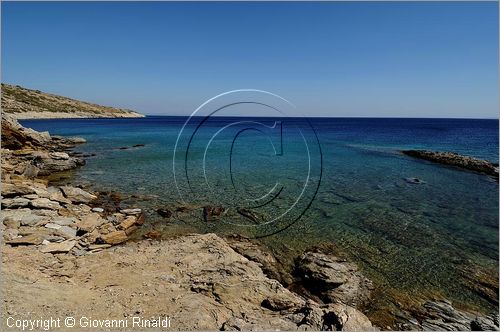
2, 115, 498, 331
2, 84, 144, 119
401, 150, 499, 179
0, 114, 377, 330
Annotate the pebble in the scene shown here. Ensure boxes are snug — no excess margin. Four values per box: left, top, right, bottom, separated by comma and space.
92, 207, 104, 213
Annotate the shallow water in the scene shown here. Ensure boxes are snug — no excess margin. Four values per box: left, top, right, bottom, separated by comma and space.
22, 116, 499, 320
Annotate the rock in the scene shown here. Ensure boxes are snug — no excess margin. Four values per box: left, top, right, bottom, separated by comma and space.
120, 208, 142, 215
226, 235, 291, 285
3, 228, 19, 241
56, 226, 77, 239
295, 251, 372, 306
237, 208, 259, 223
30, 198, 61, 210
49, 152, 69, 160
76, 213, 105, 233
45, 235, 66, 242
1, 209, 47, 226
135, 213, 145, 225
1, 197, 30, 208
118, 216, 136, 230
6, 233, 45, 245
100, 230, 128, 245
91, 207, 104, 213
51, 217, 76, 226
22, 163, 39, 178
1, 182, 35, 197
32, 151, 85, 176
404, 177, 425, 184
60, 186, 97, 204
3, 218, 20, 229
203, 205, 225, 222
107, 213, 126, 225
471, 314, 499, 331
324, 303, 376, 331
143, 230, 161, 240
44, 223, 62, 230
124, 225, 138, 235
156, 208, 172, 218
40, 240, 77, 253
88, 244, 112, 250
401, 150, 499, 179
399, 300, 499, 331
47, 186, 72, 204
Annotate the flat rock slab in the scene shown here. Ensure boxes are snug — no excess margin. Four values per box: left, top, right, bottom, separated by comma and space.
40, 240, 77, 253
60, 186, 97, 204
101, 230, 128, 245
77, 213, 105, 232
6, 233, 45, 245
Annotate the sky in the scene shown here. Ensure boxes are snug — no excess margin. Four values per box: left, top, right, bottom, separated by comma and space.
1, 1, 498, 118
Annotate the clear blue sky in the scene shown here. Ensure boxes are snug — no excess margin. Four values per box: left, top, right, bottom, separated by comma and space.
2, 2, 498, 118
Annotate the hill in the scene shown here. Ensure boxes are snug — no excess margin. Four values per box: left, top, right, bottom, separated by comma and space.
1, 84, 144, 119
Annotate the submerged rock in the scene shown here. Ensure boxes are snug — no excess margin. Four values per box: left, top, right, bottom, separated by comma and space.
156, 208, 172, 218
203, 205, 225, 222
237, 207, 259, 223
404, 177, 425, 184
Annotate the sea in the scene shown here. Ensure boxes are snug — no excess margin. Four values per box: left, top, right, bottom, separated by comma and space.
21, 116, 499, 323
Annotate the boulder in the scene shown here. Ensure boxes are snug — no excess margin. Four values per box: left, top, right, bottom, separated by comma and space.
323, 303, 376, 331
295, 251, 373, 306
32, 151, 85, 176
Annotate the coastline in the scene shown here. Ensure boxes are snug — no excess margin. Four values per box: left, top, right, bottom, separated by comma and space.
1, 115, 498, 331
8, 111, 145, 120
0, 114, 377, 331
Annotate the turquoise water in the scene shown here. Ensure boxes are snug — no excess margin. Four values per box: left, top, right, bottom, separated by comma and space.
22, 117, 499, 321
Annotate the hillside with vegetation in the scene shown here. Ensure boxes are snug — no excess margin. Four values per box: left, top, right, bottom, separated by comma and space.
1, 83, 144, 119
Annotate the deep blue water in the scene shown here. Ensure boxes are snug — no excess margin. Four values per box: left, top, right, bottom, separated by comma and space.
21, 116, 499, 315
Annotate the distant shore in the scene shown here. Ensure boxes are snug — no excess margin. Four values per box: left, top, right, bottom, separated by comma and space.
2, 83, 144, 119
9, 110, 145, 120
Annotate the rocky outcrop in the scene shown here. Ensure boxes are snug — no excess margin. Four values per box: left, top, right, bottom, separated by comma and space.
2, 233, 377, 331
398, 300, 499, 331
401, 150, 499, 179
1, 114, 146, 256
1, 83, 144, 119
293, 251, 374, 307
